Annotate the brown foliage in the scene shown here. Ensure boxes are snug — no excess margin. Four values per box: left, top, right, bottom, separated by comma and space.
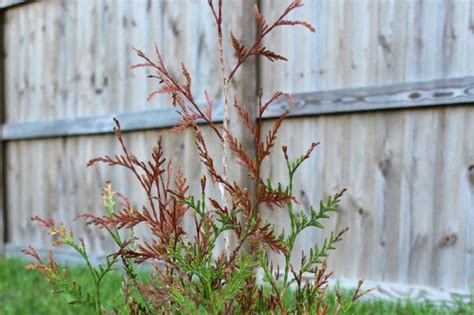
23, 1, 371, 313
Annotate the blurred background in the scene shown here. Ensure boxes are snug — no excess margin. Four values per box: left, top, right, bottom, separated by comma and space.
0, 0, 473, 302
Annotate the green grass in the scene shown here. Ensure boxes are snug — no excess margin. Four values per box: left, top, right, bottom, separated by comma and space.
0, 258, 472, 314
0, 258, 122, 315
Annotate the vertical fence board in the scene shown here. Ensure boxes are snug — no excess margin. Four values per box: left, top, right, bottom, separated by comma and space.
465, 108, 474, 288
0, 10, 5, 257
260, 0, 474, 94
260, 106, 474, 291
2, 0, 225, 124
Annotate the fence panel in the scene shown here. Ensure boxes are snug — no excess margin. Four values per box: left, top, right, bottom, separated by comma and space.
1, 0, 473, 298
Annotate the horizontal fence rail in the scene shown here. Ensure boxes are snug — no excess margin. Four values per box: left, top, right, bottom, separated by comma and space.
3, 76, 474, 141
2, 105, 224, 140
266, 76, 474, 118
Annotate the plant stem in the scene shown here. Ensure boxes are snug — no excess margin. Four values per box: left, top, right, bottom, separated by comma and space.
215, 6, 232, 255
282, 166, 296, 292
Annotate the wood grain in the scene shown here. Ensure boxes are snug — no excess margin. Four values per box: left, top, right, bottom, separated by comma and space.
2, 0, 223, 124
264, 76, 474, 119
260, 106, 474, 292
2, 104, 223, 140
2, 76, 473, 141
260, 0, 474, 93
0, 9, 5, 257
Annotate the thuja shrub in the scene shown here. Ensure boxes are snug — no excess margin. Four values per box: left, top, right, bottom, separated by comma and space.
23, 1, 371, 314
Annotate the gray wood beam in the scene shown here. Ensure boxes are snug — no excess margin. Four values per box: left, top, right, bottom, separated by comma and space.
2, 76, 474, 141
264, 76, 474, 119
2, 105, 224, 140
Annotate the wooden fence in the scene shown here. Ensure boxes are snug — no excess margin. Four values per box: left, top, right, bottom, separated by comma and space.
1, 0, 473, 300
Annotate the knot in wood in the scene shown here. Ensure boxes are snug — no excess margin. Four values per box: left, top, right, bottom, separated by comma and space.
469, 164, 474, 187
409, 92, 421, 100
438, 233, 458, 248
379, 158, 391, 177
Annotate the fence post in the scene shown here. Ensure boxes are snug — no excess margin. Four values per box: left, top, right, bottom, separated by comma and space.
230, 0, 259, 155
226, 1, 259, 250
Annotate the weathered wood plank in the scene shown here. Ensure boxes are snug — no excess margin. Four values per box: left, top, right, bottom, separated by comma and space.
3, 0, 224, 124
407, 110, 437, 286
3, 76, 474, 141
2, 104, 224, 140
261, 106, 474, 292
265, 76, 474, 118
465, 108, 474, 288
260, 0, 474, 94
0, 10, 5, 257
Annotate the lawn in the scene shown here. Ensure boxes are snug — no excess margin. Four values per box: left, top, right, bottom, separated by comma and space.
0, 258, 472, 314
